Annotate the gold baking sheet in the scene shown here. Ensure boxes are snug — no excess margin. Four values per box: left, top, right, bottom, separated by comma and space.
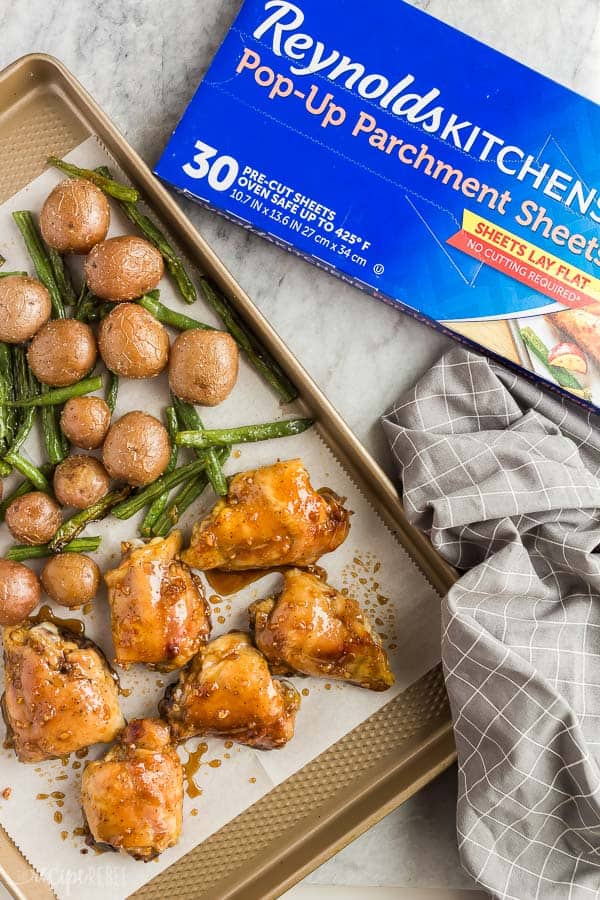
0, 54, 457, 900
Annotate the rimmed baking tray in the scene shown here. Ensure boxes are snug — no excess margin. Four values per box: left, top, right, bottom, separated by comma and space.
0, 54, 457, 900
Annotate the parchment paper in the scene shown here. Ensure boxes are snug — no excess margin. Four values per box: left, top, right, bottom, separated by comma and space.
0, 138, 442, 900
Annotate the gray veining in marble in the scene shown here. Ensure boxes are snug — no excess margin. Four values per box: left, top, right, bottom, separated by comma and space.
0, 0, 596, 891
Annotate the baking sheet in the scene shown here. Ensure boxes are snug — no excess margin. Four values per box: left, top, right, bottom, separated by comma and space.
0, 137, 442, 900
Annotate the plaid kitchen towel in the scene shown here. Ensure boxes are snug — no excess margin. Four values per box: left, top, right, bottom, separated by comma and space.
382, 347, 600, 900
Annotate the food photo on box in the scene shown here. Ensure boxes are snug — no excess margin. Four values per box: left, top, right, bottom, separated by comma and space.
0, 2, 599, 900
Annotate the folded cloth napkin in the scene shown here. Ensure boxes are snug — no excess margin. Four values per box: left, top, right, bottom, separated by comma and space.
382, 346, 600, 900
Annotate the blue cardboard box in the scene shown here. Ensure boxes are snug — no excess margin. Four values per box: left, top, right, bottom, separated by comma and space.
156, 0, 600, 412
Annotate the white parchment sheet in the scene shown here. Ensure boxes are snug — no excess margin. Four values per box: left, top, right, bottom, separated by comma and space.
0, 138, 442, 900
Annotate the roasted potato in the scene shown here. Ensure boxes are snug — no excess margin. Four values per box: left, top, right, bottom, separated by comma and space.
28, 320, 97, 387
5, 492, 62, 545
53, 456, 111, 509
102, 411, 171, 486
98, 303, 169, 378
168, 330, 239, 406
60, 396, 111, 450
85, 236, 164, 301
40, 179, 110, 253
41, 553, 100, 608
0, 276, 52, 343
0, 559, 41, 626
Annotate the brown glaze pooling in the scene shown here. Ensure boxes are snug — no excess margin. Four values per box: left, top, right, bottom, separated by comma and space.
249, 568, 394, 692
81, 718, 183, 861
98, 303, 169, 379
85, 235, 164, 302
105, 530, 211, 671
205, 562, 328, 596
27, 319, 97, 387
59, 396, 111, 450
182, 459, 350, 572
2, 620, 124, 763
0, 276, 52, 343
160, 632, 300, 750
40, 179, 110, 254
102, 411, 171, 487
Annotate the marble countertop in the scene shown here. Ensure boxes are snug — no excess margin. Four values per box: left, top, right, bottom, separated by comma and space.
1, 0, 597, 894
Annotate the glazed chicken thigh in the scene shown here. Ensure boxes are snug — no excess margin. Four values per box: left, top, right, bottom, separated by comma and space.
182, 459, 350, 571
161, 632, 300, 749
249, 569, 395, 691
82, 718, 183, 860
2, 621, 124, 763
105, 531, 211, 671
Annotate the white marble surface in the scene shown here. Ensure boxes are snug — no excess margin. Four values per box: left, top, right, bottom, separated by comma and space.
0, 0, 596, 894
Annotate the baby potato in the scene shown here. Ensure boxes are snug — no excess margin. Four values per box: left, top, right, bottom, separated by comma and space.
85, 236, 164, 301
6, 492, 62, 545
98, 303, 169, 378
60, 396, 111, 450
41, 553, 100, 608
40, 179, 110, 254
168, 330, 239, 406
53, 456, 111, 509
0, 276, 52, 343
103, 411, 171, 487
0, 560, 41, 626
28, 319, 97, 387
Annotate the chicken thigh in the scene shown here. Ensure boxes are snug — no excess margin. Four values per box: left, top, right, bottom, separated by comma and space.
182, 459, 350, 571
2, 621, 124, 763
249, 569, 394, 691
160, 632, 300, 749
105, 531, 211, 671
82, 718, 183, 861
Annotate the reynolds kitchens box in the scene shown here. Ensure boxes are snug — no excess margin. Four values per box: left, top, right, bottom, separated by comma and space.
156, 0, 600, 412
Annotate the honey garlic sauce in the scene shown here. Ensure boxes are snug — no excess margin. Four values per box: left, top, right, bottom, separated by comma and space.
205, 564, 327, 597
29, 604, 85, 636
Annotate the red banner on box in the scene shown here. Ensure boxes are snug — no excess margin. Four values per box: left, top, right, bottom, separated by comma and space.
447, 211, 598, 310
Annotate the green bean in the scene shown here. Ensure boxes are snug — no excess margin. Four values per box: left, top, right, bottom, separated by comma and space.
198, 276, 298, 403
6, 536, 102, 562
6, 376, 103, 407
0, 271, 27, 278
0, 342, 12, 456
4, 347, 37, 461
171, 394, 227, 497
138, 292, 213, 331
12, 211, 65, 318
47, 157, 139, 203
75, 287, 111, 323
177, 417, 314, 450
140, 407, 179, 536
49, 486, 132, 551
40, 385, 67, 465
152, 474, 209, 538
112, 459, 208, 520
3, 452, 51, 491
151, 447, 230, 537
47, 246, 77, 306
106, 372, 119, 413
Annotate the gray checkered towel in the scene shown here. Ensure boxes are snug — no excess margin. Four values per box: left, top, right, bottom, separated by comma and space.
382, 347, 600, 900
